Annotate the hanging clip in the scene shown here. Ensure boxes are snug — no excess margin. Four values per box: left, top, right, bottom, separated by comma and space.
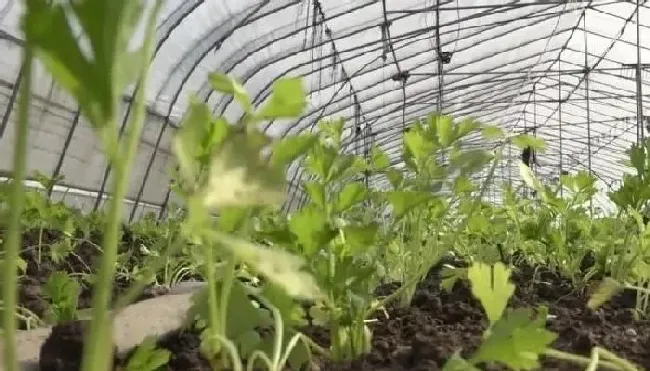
391, 70, 410, 83
438, 51, 453, 64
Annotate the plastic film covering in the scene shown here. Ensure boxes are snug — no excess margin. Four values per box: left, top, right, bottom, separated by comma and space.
0, 0, 648, 216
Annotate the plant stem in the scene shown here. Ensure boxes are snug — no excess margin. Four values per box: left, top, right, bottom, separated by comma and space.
81, 5, 160, 371
2, 47, 33, 371
544, 348, 627, 371
219, 255, 236, 363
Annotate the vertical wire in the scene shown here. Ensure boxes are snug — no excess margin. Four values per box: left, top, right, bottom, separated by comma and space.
583, 14, 592, 176
558, 57, 564, 197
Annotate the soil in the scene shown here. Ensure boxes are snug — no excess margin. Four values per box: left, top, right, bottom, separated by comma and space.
38, 258, 648, 371
15, 226, 170, 330
38, 319, 119, 371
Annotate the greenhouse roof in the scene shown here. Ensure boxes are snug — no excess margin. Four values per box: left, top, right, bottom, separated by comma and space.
0, 0, 649, 217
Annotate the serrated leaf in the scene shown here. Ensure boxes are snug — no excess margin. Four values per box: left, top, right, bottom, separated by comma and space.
456, 118, 481, 138
436, 116, 455, 147
451, 149, 494, 175
403, 129, 430, 163
342, 223, 378, 253
442, 354, 481, 371
371, 146, 390, 169
471, 308, 557, 370
335, 182, 368, 213
385, 191, 433, 219
209, 72, 252, 113
512, 134, 546, 152
384, 168, 404, 189
288, 206, 337, 255
304, 181, 326, 210
467, 262, 514, 325
587, 278, 624, 310
271, 134, 318, 168
257, 78, 306, 119
440, 265, 467, 293
482, 125, 505, 140
125, 336, 171, 371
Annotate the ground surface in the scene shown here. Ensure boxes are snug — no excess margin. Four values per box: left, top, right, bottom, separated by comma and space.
57, 261, 644, 371
17, 227, 170, 329
15, 230, 650, 370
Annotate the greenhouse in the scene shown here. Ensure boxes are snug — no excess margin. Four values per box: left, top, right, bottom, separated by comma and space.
1, 0, 650, 370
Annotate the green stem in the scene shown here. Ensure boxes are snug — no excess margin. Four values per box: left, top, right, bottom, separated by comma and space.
543, 348, 628, 371
219, 255, 236, 364
2, 47, 33, 371
596, 347, 641, 371
204, 240, 221, 359
81, 5, 160, 371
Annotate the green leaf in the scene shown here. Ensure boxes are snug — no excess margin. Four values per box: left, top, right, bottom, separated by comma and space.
471, 308, 557, 370
456, 118, 481, 138
257, 78, 307, 119
319, 119, 346, 147
451, 149, 494, 175
173, 99, 216, 180
288, 206, 338, 256
436, 115, 455, 147
218, 206, 251, 233
306, 144, 337, 180
442, 354, 481, 371
454, 176, 476, 194
271, 134, 318, 168
200, 131, 287, 209
467, 262, 514, 326
385, 191, 433, 219
261, 283, 308, 328
24, 0, 153, 128
519, 162, 542, 191
384, 168, 404, 189
371, 146, 390, 170
211, 232, 323, 300
482, 125, 505, 140
512, 134, 546, 153
629, 144, 645, 177
342, 223, 379, 253
304, 181, 326, 210
124, 336, 171, 371
440, 265, 467, 293
587, 278, 624, 310
43, 271, 80, 322
403, 129, 430, 164
335, 182, 368, 213
23, 0, 96, 123
209, 72, 252, 113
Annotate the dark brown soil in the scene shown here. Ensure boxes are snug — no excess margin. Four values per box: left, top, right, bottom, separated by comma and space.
52, 260, 643, 371
39, 319, 119, 371
313, 262, 650, 371
34, 259, 650, 371
16, 227, 169, 329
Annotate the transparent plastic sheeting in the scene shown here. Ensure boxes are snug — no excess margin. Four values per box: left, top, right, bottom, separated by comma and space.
0, 0, 649, 217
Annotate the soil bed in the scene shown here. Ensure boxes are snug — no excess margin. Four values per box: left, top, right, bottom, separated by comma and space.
16, 227, 173, 329
37, 260, 650, 371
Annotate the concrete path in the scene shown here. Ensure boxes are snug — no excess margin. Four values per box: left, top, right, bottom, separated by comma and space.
0, 282, 207, 371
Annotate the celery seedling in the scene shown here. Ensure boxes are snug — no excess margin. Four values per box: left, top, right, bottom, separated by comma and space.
21, 1, 163, 371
